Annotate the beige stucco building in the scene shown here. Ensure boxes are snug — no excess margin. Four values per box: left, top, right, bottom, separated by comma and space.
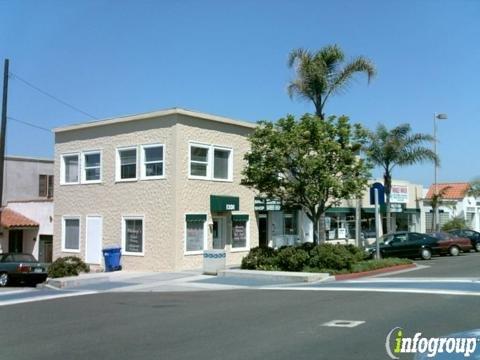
53, 108, 258, 271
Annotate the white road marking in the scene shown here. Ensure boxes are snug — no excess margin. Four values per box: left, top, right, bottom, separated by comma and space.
343, 278, 480, 284
0, 290, 99, 307
322, 320, 365, 328
0, 289, 36, 296
259, 286, 480, 296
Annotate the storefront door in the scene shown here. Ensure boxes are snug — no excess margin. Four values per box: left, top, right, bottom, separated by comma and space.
212, 217, 226, 249
258, 213, 268, 248
8, 230, 23, 253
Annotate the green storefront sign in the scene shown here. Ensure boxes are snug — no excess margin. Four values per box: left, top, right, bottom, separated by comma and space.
210, 195, 240, 212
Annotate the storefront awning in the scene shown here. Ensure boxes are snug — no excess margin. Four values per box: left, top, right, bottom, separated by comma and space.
210, 195, 239, 212
0, 208, 39, 229
185, 214, 207, 222
326, 207, 355, 214
232, 214, 249, 222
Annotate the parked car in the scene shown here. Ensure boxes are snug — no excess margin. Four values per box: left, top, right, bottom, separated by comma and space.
0, 253, 48, 287
365, 232, 441, 260
447, 229, 480, 252
428, 232, 473, 256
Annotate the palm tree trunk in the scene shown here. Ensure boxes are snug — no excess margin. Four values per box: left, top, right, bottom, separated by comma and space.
384, 173, 392, 234
318, 212, 326, 243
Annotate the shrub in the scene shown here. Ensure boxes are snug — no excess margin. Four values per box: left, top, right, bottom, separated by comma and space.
308, 244, 356, 271
48, 256, 90, 278
350, 258, 412, 274
344, 244, 368, 262
441, 217, 468, 232
276, 247, 309, 272
241, 247, 278, 270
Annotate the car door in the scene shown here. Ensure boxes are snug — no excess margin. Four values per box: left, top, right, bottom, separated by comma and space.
385, 233, 408, 257
405, 232, 426, 257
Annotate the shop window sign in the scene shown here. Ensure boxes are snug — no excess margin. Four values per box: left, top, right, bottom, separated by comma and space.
125, 219, 143, 253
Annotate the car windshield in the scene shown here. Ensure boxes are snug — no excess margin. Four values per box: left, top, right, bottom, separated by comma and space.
12, 254, 37, 262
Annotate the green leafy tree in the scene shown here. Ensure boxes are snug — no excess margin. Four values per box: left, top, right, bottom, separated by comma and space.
241, 114, 371, 244
467, 178, 480, 198
364, 124, 438, 233
287, 44, 376, 119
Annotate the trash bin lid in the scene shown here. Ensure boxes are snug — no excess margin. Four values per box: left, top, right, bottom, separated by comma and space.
103, 244, 121, 250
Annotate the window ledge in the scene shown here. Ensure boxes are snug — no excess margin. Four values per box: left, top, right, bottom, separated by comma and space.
60, 182, 80, 186
115, 178, 138, 183
230, 247, 249, 253
184, 250, 204, 256
122, 252, 145, 257
140, 176, 166, 181
82, 180, 103, 185
61, 249, 80, 253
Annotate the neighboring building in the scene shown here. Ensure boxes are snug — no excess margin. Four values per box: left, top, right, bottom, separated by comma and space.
423, 182, 479, 232
0, 156, 54, 261
257, 179, 425, 247
53, 108, 258, 271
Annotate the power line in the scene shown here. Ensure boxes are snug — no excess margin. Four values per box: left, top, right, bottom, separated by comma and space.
9, 72, 97, 120
7, 116, 52, 133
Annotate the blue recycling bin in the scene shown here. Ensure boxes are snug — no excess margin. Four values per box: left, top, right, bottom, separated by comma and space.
103, 245, 122, 272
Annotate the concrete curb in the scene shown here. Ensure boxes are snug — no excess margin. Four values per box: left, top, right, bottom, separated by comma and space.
218, 269, 331, 283
334, 263, 417, 281
46, 274, 112, 289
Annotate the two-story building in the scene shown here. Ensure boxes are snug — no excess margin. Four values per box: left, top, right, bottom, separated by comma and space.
53, 108, 258, 271
0, 155, 54, 262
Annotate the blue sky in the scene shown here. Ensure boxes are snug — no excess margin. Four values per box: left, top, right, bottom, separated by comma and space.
1, 0, 479, 187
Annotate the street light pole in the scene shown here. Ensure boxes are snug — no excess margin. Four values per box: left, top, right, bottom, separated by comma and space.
433, 112, 448, 231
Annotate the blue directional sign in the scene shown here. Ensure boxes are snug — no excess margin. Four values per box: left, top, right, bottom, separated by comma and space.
370, 182, 385, 205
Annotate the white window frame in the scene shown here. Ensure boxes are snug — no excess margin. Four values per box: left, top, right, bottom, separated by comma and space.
82, 150, 102, 184
61, 215, 81, 253
60, 153, 80, 185
122, 215, 145, 256
188, 143, 211, 180
230, 215, 250, 252
116, 146, 138, 182
212, 145, 233, 182
188, 142, 233, 182
184, 213, 208, 255
140, 143, 165, 180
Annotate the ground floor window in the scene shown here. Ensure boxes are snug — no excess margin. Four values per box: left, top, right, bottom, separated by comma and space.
232, 214, 249, 249
185, 214, 207, 253
123, 216, 144, 255
62, 216, 80, 252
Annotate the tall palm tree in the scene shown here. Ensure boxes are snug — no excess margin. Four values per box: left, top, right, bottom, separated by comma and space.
467, 178, 480, 198
364, 124, 438, 233
429, 186, 450, 232
287, 44, 376, 119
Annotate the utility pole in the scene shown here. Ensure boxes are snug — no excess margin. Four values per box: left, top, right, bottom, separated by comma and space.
0, 59, 9, 208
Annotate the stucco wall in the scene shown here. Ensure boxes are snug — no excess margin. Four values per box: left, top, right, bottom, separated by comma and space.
54, 115, 177, 271
53, 113, 258, 271
2, 157, 54, 206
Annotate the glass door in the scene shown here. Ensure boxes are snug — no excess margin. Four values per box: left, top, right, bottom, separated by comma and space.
212, 217, 226, 249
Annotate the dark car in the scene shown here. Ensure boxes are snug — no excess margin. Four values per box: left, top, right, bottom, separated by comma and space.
428, 232, 473, 256
366, 232, 441, 260
0, 253, 48, 287
447, 229, 480, 252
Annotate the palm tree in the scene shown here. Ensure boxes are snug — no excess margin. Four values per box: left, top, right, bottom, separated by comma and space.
467, 178, 480, 198
364, 124, 438, 233
429, 186, 451, 232
287, 44, 376, 119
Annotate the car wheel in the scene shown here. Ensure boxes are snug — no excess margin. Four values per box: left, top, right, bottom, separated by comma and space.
421, 248, 432, 260
475, 243, 480, 252
449, 246, 460, 256
0, 273, 9, 287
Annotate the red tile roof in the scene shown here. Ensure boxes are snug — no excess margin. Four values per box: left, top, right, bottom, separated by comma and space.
0, 208, 39, 229
425, 183, 470, 199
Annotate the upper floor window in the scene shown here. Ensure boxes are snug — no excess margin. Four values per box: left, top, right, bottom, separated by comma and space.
39, 175, 54, 198
141, 144, 164, 179
83, 151, 102, 183
189, 143, 232, 181
116, 147, 137, 181
61, 154, 79, 184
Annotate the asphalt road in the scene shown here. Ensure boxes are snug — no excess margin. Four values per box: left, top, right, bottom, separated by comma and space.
1, 289, 479, 360
385, 251, 480, 278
